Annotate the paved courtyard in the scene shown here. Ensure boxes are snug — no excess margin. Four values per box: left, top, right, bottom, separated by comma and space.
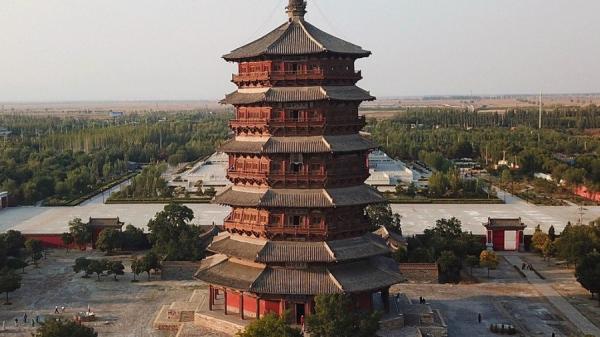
1, 200, 598, 237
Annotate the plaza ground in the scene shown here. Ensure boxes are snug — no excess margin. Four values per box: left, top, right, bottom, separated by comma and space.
0, 250, 599, 336
1, 201, 599, 237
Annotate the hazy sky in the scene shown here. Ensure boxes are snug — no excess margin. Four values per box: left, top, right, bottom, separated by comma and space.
1, 0, 599, 102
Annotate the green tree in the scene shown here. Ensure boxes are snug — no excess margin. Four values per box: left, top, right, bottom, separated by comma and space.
107, 261, 125, 281
140, 252, 160, 280
428, 171, 449, 197
130, 256, 144, 282
500, 169, 512, 185
464, 255, 479, 276
121, 225, 150, 251
548, 225, 557, 242
307, 294, 381, 337
437, 250, 462, 283
147, 203, 206, 261
35, 319, 97, 337
6, 257, 28, 273
236, 313, 302, 337
68, 218, 91, 249
531, 225, 549, 253
1, 230, 25, 257
555, 224, 600, 266
541, 238, 557, 261
73, 257, 92, 277
0, 267, 22, 304
86, 260, 105, 281
95, 228, 122, 255
25, 239, 43, 267
61, 232, 74, 252
480, 250, 499, 278
575, 251, 600, 305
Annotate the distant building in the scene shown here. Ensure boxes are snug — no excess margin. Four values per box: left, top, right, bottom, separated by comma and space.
366, 150, 431, 191
0, 191, 8, 210
553, 153, 576, 165
88, 217, 125, 249
109, 111, 124, 118
534, 172, 553, 182
169, 152, 230, 192
0, 127, 11, 137
484, 218, 526, 252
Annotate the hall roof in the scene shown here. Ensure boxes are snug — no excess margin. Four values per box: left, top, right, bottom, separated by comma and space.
223, 20, 371, 61
221, 86, 374, 105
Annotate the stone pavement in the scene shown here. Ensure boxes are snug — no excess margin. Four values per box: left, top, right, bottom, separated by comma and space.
503, 254, 600, 337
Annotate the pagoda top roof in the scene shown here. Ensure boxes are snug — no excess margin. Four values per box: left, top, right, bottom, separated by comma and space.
223, 19, 371, 61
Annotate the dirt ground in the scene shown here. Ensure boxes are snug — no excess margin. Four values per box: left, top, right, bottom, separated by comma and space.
0, 250, 222, 337
392, 255, 585, 337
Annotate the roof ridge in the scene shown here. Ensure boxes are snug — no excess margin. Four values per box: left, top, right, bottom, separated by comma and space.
323, 241, 337, 261
326, 268, 344, 292
298, 19, 325, 50
322, 189, 335, 207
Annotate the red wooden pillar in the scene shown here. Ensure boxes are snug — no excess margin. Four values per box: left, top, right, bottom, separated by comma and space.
240, 292, 245, 320
209, 285, 213, 311
256, 297, 261, 319
224, 290, 228, 315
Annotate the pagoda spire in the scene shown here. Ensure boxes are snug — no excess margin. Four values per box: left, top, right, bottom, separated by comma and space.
287, 0, 307, 21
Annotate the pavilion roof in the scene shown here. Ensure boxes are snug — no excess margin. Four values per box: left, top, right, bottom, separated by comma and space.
223, 20, 370, 61
221, 86, 374, 105
213, 184, 385, 208
219, 134, 377, 154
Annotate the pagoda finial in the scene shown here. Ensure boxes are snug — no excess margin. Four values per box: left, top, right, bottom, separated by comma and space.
287, 0, 307, 21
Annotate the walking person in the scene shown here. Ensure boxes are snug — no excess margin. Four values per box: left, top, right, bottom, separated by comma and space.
23, 313, 27, 323
300, 314, 305, 333
478, 313, 482, 324
14, 318, 18, 328
54, 306, 59, 314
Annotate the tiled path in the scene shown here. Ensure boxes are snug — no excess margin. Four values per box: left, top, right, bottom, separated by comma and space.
503, 254, 600, 337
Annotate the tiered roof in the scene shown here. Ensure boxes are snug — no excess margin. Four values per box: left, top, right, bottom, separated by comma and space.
207, 232, 390, 263
195, 255, 404, 295
214, 185, 385, 208
220, 134, 377, 154
222, 86, 374, 105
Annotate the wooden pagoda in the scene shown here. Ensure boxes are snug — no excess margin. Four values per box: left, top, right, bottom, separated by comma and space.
195, 0, 403, 324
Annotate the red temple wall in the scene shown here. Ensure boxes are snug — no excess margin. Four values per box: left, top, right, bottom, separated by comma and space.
260, 299, 281, 316
243, 295, 258, 318
23, 234, 79, 249
574, 186, 600, 202
226, 292, 241, 314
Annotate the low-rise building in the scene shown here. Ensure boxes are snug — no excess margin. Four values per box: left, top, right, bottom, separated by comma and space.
483, 218, 526, 252
366, 150, 431, 191
169, 152, 230, 193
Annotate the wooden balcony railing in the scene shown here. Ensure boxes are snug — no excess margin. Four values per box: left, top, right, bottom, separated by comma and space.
232, 70, 362, 83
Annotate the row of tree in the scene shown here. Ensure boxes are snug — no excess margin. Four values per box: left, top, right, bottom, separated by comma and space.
72, 252, 160, 282
0, 112, 230, 205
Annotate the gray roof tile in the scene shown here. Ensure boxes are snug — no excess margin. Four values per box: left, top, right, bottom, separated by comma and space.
224, 20, 370, 61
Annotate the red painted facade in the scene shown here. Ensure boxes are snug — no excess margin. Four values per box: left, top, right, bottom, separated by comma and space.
574, 185, 600, 202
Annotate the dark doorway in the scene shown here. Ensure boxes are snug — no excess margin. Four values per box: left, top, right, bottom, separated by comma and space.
295, 303, 306, 324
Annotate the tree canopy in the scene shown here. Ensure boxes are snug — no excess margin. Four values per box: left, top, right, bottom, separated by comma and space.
35, 319, 97, 337
307, 294, 380, 337
236, 313, 302, 337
